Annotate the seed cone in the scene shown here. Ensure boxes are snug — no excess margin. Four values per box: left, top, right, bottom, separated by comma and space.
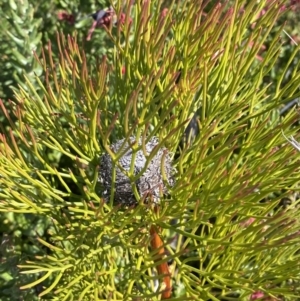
99, 136, 175, 206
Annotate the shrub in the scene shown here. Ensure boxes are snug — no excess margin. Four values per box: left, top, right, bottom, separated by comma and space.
1, 0, 300, 300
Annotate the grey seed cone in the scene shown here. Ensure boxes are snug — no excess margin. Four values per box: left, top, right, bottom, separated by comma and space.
99, 136, 175, 206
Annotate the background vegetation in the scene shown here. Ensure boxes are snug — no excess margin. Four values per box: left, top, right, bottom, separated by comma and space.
1, 0, 300, 300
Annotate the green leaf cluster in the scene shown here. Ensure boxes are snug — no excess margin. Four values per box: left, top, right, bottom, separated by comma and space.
0, 0, 109, 102
0, 0, 42, 102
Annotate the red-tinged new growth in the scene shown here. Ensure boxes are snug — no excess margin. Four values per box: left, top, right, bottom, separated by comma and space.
251, 291, 280, 300
251, 291, 265, 300
240, 217, 256, 227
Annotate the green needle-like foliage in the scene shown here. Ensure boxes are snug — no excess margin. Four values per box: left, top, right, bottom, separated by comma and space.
1, 0, 300, 300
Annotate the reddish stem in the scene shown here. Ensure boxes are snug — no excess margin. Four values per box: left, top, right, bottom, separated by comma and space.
150, 225, 171, 299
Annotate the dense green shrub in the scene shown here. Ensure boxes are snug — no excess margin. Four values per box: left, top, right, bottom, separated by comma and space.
0, 0, 109, 102
1, 0, 300, 300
